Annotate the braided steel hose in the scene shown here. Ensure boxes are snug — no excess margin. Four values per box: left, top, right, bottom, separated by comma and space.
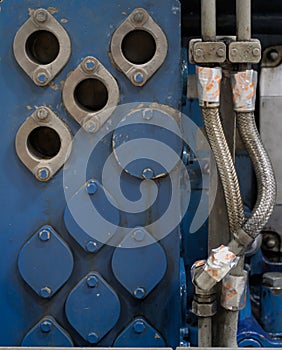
202, 107, 245, 234
237, 111, 276, 238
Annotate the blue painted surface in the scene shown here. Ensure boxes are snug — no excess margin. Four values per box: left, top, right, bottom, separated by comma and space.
0, 0, 182, 347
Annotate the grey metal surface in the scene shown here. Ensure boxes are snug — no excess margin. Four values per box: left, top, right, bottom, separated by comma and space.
236, 0, 251, 41
201, 0, 216, 41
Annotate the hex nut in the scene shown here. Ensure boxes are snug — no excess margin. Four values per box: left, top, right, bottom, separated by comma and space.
192, 300, 217, 317
263, 272, 282, 287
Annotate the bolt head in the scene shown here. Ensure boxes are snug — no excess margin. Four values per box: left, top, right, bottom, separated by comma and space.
133, 72, 144, 84
36, 107, 49, 120
142, 168, 154, 180
263, 272, 282, 287
86, 240, 98, 253
34, 9, 48, 23
266, 237, 276, 248
133, 320, 146, 334
132, 11, 145, 23
84, 120, 98, 133
87, 332, 99, 344
38, 229, 51, 241
40, 320, 52, 333
231, 48, 238, 56
217, 48, 225, 58
87, 275, 99, 288
86, 180, 98, 195
195, 48, 203, 57
142, 110, 153, 121
268, 50, 279, 62
40, 286, 52, 298
252, 48, 261, 57
133, 229, 145, 242
36, 72, 48, 85
83, 58, 97, 72
37, 168, 50, 181
133, 287, 146, 299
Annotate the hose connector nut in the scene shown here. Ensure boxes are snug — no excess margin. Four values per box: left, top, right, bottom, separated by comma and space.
204, 245, 239, 283
196, 66, 222, 107
221, 270, 248, 311
231, 70, 258, 112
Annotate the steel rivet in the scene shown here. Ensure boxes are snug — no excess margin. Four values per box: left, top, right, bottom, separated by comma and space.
38, 229, 51, 241
86, 180, 98, 195
268, 50, 279, 62
34, 10, 48, 23
87, 332, 99, 344
133, 320, 146, 334
86, 240, 98, 253
231, 48, 238, 56
133, 287, 146, 299
40, 320, 52, 333
37, 167, 50, 181
40, 286, 52, 298
87, 275, 99, 288
195, 48, 203, 57
266, 237, 276, 248
36, 107, 49, 120
142, 168, 154, 180
133, 72, 144, 84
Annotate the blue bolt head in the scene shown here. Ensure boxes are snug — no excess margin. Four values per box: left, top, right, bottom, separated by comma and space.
86, 60, 95, 70
37, 73, 48, 84
37, 167, 50, 181
87, 275, 99, 288
40, 320, 52, 333
142, 168, 154, 180
133, 229, 145, 242
133, 72, 144, 84
87, 332, 99, 344
133, 287, 146, 299
86, 180, 98, 195
133, 320, 146, 334
40, 286, 52, 298
86, 240, 98, 253
38, 229, 51, 241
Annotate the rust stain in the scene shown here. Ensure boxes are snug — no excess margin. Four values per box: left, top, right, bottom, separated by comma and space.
48, 7, 58, 14
49, 81, 60, 91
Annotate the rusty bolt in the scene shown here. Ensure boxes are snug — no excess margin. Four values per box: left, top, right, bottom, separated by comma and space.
217, 48, 225, 58
36, 107, 49, 121
195, 48, 204, 57
252, 48, 261, 57
34, 9, 48, 23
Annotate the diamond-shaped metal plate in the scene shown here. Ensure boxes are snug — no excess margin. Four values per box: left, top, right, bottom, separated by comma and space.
22, 316, 73, 346
65, 272, 120, 344
18, 225, 74, 298
112, 227, 167, 299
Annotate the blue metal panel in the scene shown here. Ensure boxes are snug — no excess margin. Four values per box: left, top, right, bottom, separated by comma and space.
0, 0, 182, 347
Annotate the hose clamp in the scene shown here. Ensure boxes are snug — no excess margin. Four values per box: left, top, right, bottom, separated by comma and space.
231, 70, 258, 112
221, 271, 248, 311
196, 66, 222, 107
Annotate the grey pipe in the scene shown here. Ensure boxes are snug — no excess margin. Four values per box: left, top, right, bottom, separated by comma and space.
198, 317, 212, 347
236, 0, 251, 41
201, 0, 216, 41
237, 112, 276, 238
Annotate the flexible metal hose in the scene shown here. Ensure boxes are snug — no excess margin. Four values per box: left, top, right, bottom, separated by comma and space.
237, 112, 276, 238
202, 107, 245, 234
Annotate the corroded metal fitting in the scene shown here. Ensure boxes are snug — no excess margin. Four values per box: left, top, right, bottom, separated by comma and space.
231, 70, 258, 112
221, 270, 248, 311
196, 66, 222, 107
204, 245, 239, 283
192, 299, 217, 317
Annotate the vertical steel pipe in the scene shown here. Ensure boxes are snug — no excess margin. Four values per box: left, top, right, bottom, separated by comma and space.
236, 0, 251, 41
201, 0, 216, 41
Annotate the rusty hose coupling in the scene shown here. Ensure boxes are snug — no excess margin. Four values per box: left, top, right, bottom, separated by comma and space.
192, 245, 239, 292
231, 69, 258, 112
196, 66, 222, 107
221, 270, 248, 311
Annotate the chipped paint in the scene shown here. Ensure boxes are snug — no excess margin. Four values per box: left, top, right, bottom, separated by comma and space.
26, 105, 32, 111
49, 81, 60, 91
60, 18, 68, 23
48, 7, 58, 14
